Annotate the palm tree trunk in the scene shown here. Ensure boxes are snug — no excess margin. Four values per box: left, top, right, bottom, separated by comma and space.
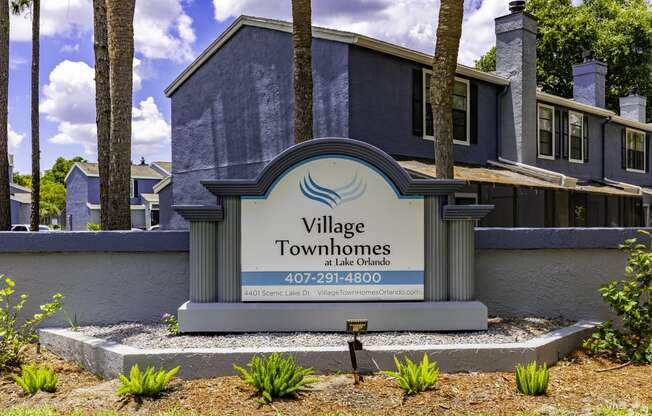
292, 0, 313, 143
0, 0, 10, 230
106, 0, 135, 230
29, 0, 40, 231
431, 0, 463, 181
93, 0, 111, 230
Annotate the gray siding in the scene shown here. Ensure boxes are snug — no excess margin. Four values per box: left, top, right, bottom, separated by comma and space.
170, 25, 350, 214
65, 167, 90, 231
347, 45, 498, 164
534, 106, 652, 186
535, 111, 604, 181
604, 122, 652, 186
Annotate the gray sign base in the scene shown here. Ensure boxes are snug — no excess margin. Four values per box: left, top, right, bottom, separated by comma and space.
177, 301, 488, 332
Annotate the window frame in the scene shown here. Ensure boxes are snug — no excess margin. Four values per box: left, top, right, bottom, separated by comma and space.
568, 110, 584, 164
130, 178, 135, 199
625, 127, 646, 174
422, 69, 471, 146
537, 103, 555, 160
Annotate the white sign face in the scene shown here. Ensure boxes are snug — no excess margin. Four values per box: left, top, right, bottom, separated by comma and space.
241, 156, 424, 301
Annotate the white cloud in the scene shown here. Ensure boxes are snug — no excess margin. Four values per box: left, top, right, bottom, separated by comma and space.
134, 0, 196, 62
8, 124, 25, 151
42, 60, 170, 158
212, 0, 508, 65
60, 43, 80, 53
10, 0, 93, 42
132, 97, 171, 157
10, 0, 196, 63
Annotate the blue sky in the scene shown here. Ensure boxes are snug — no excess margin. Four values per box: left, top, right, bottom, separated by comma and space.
8, 0, 506, 174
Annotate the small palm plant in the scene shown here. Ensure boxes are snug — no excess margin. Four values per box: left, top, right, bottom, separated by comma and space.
117, 364, 180, 397
515, 361, 549, 395
13, 365, 58, 395
233, 353, 317, 403
383, 353, 439, 395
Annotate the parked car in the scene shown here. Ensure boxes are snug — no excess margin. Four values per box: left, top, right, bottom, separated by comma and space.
11, 224, 51, 232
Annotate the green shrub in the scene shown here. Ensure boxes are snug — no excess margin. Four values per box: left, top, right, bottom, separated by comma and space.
583, 231, 652, 363
86, 223, 101, 231
116, 364, 180, 397
12, 365, 58, 395
382, 353, 439, 395
515, 361, 549, 396
161, 313, 180, 336
0, 276, 64, 370
233, 352, 317, 403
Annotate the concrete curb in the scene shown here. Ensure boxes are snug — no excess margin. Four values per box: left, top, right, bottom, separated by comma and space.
39, 321, 598, 380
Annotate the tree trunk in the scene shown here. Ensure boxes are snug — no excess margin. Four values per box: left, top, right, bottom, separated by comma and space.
431, 0, 463, 181
29, 0, 40, 231
94, 0, 111, 230
0, 0, 10, 230
292, 0, 313, 143
106, 0, 135, 230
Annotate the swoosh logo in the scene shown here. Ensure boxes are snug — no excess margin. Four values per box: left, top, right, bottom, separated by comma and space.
300, 172, 366, 209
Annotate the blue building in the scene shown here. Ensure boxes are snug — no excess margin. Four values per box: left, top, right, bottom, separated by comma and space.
8, 155, 31, 226
64, 161, 170, 230
162, 7, 651, 229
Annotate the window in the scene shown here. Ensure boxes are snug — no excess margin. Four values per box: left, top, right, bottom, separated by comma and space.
568, 111, 584, 163
423, 70, 470, 144
537, 104, 555, 159
130, 179, 135, 198
626, 128, 646, 173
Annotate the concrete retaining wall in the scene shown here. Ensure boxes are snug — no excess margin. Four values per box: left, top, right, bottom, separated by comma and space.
0, 228, 644, 325
0, 231, 188, 326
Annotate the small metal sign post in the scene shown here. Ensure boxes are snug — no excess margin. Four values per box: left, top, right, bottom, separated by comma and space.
346, 319, 368, 384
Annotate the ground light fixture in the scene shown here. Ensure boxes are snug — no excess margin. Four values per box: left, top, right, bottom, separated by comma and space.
346, 319, 368, 384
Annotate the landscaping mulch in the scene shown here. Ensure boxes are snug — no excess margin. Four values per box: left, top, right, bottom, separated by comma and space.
0, 346, 650, 415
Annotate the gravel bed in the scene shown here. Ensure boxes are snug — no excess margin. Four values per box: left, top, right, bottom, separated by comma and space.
74, 317, 573, 350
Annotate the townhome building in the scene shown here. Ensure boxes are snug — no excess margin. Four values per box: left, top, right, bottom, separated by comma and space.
64, 160, 170, 230
8, 155, 31, 225
161, 3, 651, 229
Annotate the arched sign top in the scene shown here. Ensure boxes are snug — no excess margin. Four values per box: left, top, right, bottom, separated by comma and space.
201, 137, 464, 197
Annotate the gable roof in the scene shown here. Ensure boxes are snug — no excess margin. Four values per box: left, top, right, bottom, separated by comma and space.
165, 15, 510, 97
64, 162, 166, 183
151, 161, 172, 175
153, 175, 171, 193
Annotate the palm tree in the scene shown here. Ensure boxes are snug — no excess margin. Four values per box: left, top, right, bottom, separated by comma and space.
0, 0, 10, 230
11, 0, 40, 231
93, 0, 111, 230
292, 0, 313, 143
106, 0, 136, 230
431, 0, 464, 180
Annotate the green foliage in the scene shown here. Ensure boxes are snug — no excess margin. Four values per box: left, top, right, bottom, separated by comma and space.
583, 231, 652, 363
86, 223, 101, 231
39, 181, 66, 220
42, 157, 85, 186
476, 0, 652, 121
382, 353, 439, 395
12, 365, 58, 395
161, 313, 180, 336
0, 276, 64, 370
12, 173, 31, 188
515, 361, 549, 395
233, 353, 317, 403
116, 364, 180, 397
474, 46, 496, 73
